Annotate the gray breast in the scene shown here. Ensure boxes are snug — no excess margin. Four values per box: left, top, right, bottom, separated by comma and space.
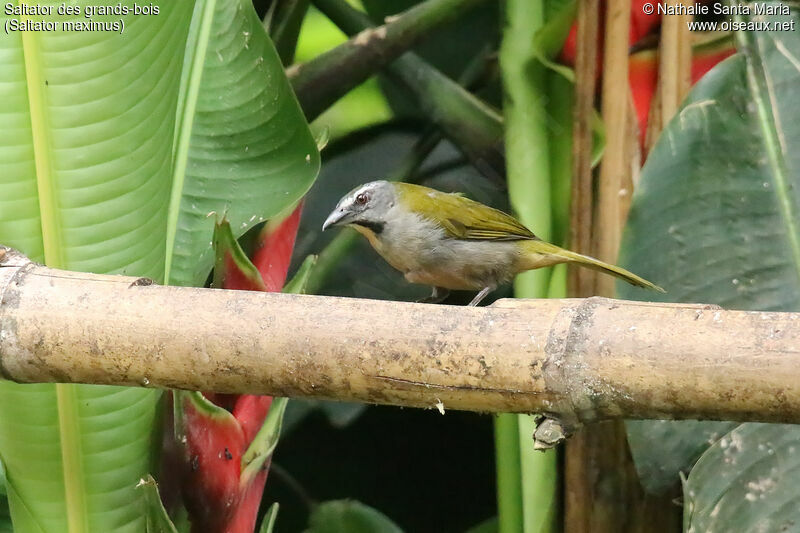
387, 214, 518, 285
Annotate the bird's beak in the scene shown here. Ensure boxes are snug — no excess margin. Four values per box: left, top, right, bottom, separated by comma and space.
322, 208, 348, 231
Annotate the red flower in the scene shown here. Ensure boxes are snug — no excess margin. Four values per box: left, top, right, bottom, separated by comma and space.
178, 205, 303, 533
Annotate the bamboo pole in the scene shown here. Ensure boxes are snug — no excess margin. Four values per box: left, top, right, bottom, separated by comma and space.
646, 0, 693, 156
635, 10, 696, 529
565, 0, 609, 527
593, 0, 632, 296
658, 2, 693, 124
566, 2, 644, 527
567, 0, 599, 299
2, 247, 800, 448
567, 0, 629, 526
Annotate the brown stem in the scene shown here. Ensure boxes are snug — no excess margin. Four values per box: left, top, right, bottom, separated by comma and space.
658, 1, 692, 124
568, 0, 599, 298
565, 2, 645, 528
593, 0, 632, 296
289, 0, 490, 122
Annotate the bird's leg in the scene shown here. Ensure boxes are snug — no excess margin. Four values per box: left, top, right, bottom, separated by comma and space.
417, 286, 450, 304
468, 286, 494, 307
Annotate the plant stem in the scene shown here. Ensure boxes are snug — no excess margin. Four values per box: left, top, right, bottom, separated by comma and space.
567, 0, 599, 297
658, 0, 692, 124
502, 0, 552, 298
312, 0, 504, 178
290, 0, 489, 121
593, 0, 632, 296
494, 414, 523, 533
266, 0, 311, 65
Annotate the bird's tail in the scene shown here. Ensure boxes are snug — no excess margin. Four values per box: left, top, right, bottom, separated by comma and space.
520, 241, 665, 292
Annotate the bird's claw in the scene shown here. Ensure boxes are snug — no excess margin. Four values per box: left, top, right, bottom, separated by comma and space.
417, 287, 450, 304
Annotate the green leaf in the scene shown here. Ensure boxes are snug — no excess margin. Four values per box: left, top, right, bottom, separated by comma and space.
137, 476, 179, 533
258, 502, 280, 533
305, 500, 404, 533
0, 2, 193, 531
618, 12, 800, 495
0, 461, 11, 533
283, 255, 318, 294
171, 505, 191, 533
0, 385, 163, 533
315, 126, 331, 152
0, 3, 191, 276
531, 0, 576, 82
241, 398, 289, 485
166, 0, 320, 287
625, 420, 737, 494
684, 424, 800, 532
0, 507, 9, 533
0, 459, 5, 496
265, 0, 311, 65
176, 390, 235, 424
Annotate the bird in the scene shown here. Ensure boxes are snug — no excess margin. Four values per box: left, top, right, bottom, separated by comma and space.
322, 181, 664, 306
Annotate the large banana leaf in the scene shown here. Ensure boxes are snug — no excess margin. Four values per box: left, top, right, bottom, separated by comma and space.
0, 0, 319, 531
165, 0, 319, 287
617, 8, 800, 503
0, 3, 193, 531
683, 424, 800, 532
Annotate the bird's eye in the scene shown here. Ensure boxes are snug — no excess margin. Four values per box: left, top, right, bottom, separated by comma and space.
355, 192, 369, 205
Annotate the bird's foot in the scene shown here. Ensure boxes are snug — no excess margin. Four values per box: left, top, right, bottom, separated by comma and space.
417, 287, 450, 304
468, 286, 494, 307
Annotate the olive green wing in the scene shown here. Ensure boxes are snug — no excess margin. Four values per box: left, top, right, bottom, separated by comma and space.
397, 183, 538, 241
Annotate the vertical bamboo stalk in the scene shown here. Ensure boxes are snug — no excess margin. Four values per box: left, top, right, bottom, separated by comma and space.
632, 6, 694, 530
565, 1, 631, 531
659, 1, 692, 124
568, 0, 599, 298
566, 1, 650, 532
648, 0, 693, 157
624, 92, 641, 200
593, 0, 631, 295
644, 81, 663, 155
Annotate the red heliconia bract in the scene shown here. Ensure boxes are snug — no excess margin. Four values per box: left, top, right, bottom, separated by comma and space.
559, 0, 662, 69
559, 0, 734, 151
628, 49, 659, 147
180, 204, 304, 533
253, 204, 304, 292
627, 40, 735, 149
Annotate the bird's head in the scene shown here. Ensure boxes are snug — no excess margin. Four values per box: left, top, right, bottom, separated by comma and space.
322, 180, 396, 234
